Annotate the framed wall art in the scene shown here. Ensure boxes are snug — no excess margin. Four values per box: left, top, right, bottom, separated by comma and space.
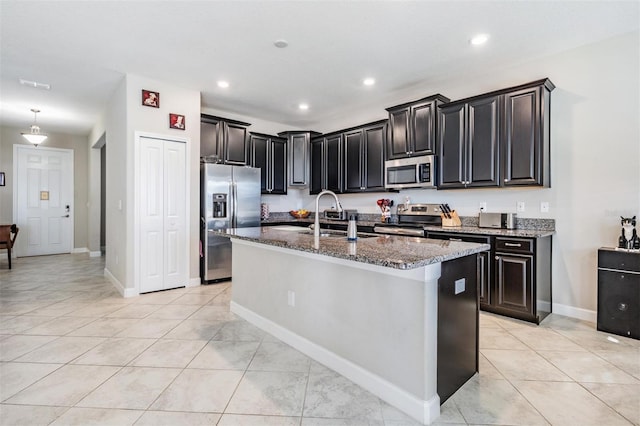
169, 113, 185, 130
141, 89, 160, 108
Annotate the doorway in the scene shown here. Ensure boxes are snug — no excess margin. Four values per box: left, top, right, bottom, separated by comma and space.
13, 145, 74, 256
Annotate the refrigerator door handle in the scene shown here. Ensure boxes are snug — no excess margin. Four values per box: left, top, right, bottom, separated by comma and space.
231, 181, 238, 228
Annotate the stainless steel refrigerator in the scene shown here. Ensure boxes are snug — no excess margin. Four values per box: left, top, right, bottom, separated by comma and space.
201, 163, 261, 282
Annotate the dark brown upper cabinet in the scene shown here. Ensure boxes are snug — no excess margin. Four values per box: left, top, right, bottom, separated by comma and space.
250, 132, 287, 195
201, 114, 251, 165
310, 133, 343, 195
278, 131, 321, 188
437, 79, 554, 189
386, 94, 450, 159
438, 95, 501, 189
343, 120, 387, 192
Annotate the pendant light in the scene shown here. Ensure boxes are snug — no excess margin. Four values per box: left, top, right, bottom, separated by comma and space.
21, 108, 47, 146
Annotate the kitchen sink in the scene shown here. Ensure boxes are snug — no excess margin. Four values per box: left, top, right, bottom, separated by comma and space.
299, 231, 376, 239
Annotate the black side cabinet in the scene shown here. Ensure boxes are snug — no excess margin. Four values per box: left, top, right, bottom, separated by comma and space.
201, 114, 251, 165
249, 132, 287, 194
597, 248, 640, 339
438, 254, 479, 403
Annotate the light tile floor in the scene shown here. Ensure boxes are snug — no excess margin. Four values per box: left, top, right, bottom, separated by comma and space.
1, 254, 638, 426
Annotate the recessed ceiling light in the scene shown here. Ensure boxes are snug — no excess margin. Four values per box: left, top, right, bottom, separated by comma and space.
470, 34, 489, 46
363, 78, 375, 86
298, 103, 309, 110
217, 80, 229, 88
274, 39, 289, 48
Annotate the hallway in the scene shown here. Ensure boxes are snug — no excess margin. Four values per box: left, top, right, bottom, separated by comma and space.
1, 254, 638, 425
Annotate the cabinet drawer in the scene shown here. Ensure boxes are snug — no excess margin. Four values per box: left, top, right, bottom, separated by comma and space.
495, 237, 533, 254
598, 249, 640, 273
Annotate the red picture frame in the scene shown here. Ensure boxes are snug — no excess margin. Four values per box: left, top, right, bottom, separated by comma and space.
141, 89, 159, 108
169, 113, 185, 130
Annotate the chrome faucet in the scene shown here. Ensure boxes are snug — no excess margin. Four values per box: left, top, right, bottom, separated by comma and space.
314, 189, 342, 237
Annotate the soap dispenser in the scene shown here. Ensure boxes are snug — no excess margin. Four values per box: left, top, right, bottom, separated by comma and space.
347, 214, 358, 241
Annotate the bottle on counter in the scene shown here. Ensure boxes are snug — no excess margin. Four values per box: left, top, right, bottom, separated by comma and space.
347, 214, 358, 241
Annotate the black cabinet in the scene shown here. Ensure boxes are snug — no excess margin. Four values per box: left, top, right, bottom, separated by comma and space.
492, 236, 552, 323
386, 95, 449, 159
427, 232, 491, 308
437, 79, 554, 190
278, 131, 321, 188
597, 248, 640, 339
201, 114, 251, 165
427, 231, 551, 323
503, 82, 553, 187
438, 96, 500, 189
343, 120, 386, 192
310, 133, 343, 195
250, 132, 287, 194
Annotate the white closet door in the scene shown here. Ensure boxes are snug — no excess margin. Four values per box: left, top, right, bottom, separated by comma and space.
139, 136, 186, 293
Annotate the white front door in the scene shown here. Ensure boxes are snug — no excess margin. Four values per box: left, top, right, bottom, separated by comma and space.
139, 136, 187, 293
14, 145, 74, 256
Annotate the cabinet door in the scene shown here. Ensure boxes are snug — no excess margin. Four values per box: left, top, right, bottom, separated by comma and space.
224, 123, 248, 165
468, 96, 500, 187
344, 129, 364, 192
438, 104, 466, 188
325, 134, 343, 193
495, 254, 534, 315
478, 251, 490, 307
363, 123, 386, 190
310, 139, 324, 195
250, 134, 269, 193
289, 133, 309, 186
503, 86, 541, 186
200, 121, 219, 158
270, 138, 287, 194
411, 101, 437, 155
387, 107, 411, 159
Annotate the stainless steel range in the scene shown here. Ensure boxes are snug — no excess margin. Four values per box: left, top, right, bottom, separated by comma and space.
373, 203, 443, 236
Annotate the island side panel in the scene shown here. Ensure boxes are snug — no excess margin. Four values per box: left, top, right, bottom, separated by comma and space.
230, 239, 442, 423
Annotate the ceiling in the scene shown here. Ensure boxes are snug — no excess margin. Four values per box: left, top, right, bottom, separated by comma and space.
1, 1, 638, 135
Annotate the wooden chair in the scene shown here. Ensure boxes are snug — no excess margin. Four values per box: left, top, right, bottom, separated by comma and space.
0, 224, 19, 269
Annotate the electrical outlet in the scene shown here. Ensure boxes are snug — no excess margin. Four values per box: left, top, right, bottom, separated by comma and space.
540, 202, 549, 213
287, 290, 295, 307
517, 201, 525, 212
479, 202, 487, 211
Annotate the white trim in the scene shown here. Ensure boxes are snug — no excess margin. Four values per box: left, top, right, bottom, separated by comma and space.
552, 302, 597, 323
89, 250, 103, 257
71, 247, 88, 254
231, 301, 440, 425
104, 267, 137, 298
187, 277, 201, 287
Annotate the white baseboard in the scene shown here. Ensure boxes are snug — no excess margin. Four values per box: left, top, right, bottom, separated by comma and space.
71, 247, 88, 254
552, 302, 597, 323
187, 277, 201, 287
89, 251, 102, 257
104, 268, 138, 298
231, 301, 440, 425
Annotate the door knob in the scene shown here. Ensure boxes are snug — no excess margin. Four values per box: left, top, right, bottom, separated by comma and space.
62, 214, 69, 218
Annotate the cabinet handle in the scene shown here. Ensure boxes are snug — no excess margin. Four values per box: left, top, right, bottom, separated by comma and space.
504, 179, 510, 182
450, 238, 462, 242
495, 256, 500, 260
504, 243, 522, 247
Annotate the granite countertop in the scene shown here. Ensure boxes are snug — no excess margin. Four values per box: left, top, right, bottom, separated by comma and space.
226, 226, 490, 270
260, 216, 555, 238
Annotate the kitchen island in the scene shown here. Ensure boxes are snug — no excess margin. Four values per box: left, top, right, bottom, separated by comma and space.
226, 227, 490, 425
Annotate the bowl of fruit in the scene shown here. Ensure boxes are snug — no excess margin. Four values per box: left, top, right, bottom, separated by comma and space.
289, 209, 311, 219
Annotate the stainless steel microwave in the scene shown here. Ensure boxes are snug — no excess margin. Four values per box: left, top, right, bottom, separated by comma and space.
384, 155, 436, 190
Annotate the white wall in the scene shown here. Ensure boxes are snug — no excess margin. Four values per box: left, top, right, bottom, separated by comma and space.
0, 125, 90, 251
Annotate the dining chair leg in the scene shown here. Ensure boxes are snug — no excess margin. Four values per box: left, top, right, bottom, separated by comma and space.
7, 246, 10, 269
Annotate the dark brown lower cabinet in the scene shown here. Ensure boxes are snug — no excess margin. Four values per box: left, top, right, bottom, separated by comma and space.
494, 253, 533, 314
